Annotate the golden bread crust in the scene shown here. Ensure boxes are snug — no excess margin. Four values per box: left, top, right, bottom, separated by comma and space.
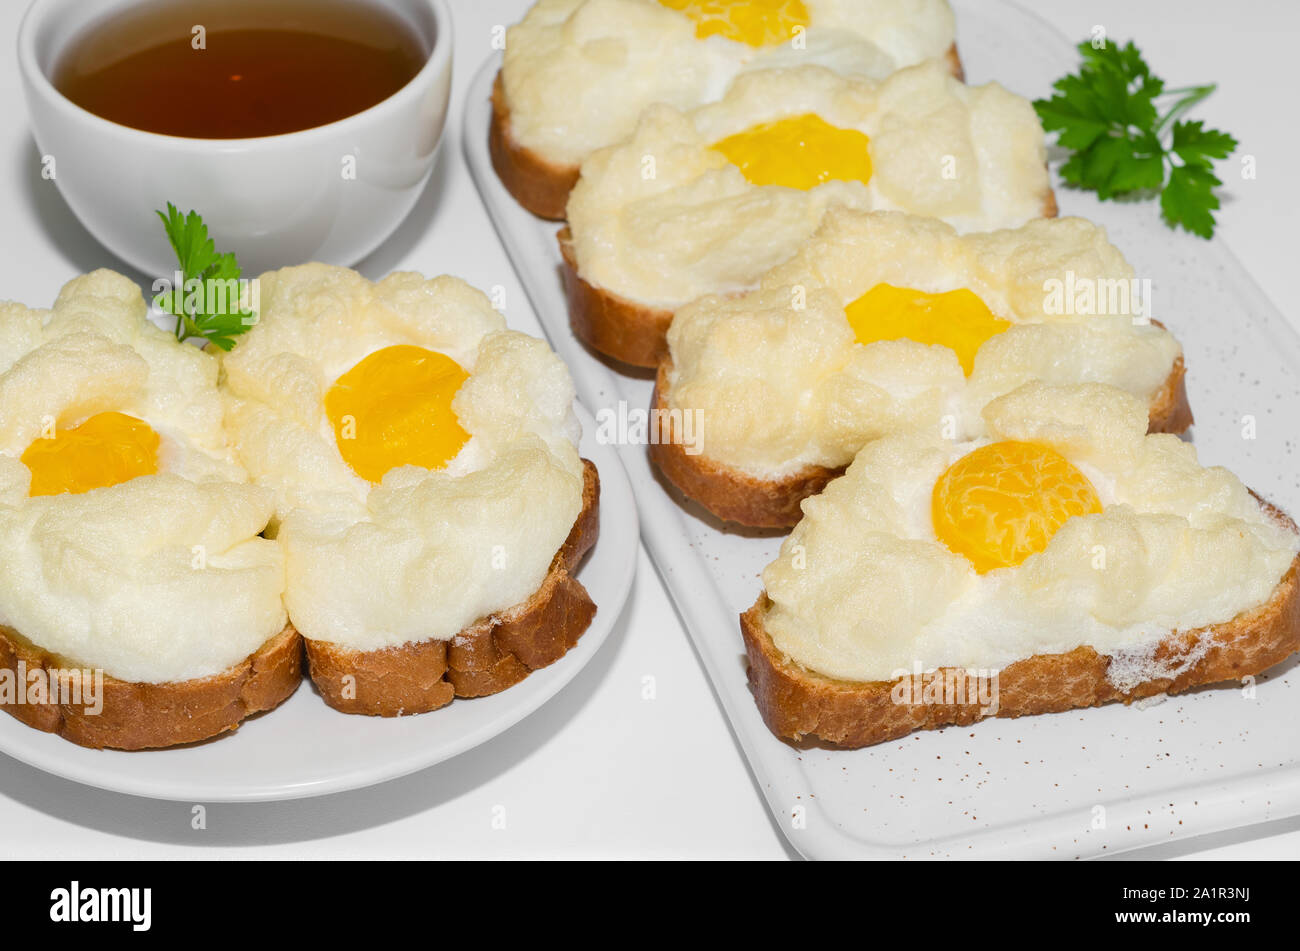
0, 624, 303, 751
649, 361, 840, 528
1148, 349, 1194, 435
489, 71, 580, 221
558, 226, 675, 370
944, 43, 965, 82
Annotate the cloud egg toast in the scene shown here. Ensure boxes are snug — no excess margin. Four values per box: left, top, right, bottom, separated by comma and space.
220, 265, 599, 716
0, 271, 296, 750
559, 63, 1055, 367
493, 0, 961, 218
652, 209, 1189, 527
742, 382, 1300, 748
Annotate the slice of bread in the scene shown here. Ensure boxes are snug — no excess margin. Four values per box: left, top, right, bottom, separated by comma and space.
0, 624, 303, 751
740, 499, 1300, 749
305, 459, 601, 716
558, 225, 676, 370
490, 45, 967, 221
489, 71, 579, 221
650, 350, 1193, 529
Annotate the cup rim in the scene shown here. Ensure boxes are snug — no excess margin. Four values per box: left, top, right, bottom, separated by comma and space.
16, 0, 453, 151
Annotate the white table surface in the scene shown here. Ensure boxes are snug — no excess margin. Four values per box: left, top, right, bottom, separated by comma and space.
0, 0, 1296, 861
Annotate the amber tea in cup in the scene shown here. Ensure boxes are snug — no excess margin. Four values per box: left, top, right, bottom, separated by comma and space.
54, 0, 426, 139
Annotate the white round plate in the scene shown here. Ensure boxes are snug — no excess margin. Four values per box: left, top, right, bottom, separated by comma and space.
0, 403, 637, 802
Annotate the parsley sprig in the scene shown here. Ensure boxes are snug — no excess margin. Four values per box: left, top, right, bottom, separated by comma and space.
1034, 40, 1238, 238
153, 204, 256, 350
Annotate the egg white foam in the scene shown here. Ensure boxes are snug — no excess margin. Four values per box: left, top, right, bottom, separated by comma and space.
220, 264, 585, 653
666, 209, 1182, 478
0, 270, 286, 684
502, 0, 957, 166
566, 62, 1050, 309
761, 382, 1299, 684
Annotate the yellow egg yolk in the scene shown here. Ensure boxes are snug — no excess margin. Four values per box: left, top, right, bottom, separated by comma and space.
325, 345, 470, 484
660, 0, 809, 47
931, 441, 1103, 573
845, 284, 1010, 376
710, 114, 872, 190
21, 411, 160, 497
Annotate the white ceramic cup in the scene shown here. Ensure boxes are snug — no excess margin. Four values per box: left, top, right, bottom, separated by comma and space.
17, 0, 453, 277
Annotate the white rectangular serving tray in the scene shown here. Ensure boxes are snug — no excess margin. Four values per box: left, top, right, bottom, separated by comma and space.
463, 0, 1300, 859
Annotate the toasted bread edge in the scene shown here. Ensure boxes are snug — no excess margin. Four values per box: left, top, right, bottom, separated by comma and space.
489, 71, 579, 221
0, 623, 304, 751
303, 459, 601, 716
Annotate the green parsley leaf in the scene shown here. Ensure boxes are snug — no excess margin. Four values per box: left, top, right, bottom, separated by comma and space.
1034, 40, 1236, 238
153, 203, 257, 349
1162, 161, 1222, 239
1170, 119, 1238, 168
